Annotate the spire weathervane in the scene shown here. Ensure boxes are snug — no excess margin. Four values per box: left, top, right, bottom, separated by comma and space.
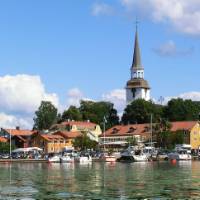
135, 17, 139, 30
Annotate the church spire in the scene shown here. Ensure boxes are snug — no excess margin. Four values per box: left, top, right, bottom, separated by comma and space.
132, 24, 142, 69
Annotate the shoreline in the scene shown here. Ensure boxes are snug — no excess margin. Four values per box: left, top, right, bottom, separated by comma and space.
0, 159, 48, 163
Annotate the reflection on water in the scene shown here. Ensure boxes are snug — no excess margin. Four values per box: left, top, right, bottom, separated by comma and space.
0, 161, 200, 199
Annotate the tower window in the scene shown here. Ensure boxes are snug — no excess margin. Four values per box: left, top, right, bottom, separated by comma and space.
131, 88, 136, 98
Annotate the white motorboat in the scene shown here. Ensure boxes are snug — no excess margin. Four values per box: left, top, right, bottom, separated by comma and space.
75, 156, 92, 163
60, 155, 74, 163
48, 154, 60, 163
99, 153, 117, 162
168, 149, 192, 161
118, 146, 148, 162
75, 154, 92, 163
133, 154, 148, 162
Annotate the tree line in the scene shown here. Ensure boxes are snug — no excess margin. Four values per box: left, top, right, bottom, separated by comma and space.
33, 98, 200, 131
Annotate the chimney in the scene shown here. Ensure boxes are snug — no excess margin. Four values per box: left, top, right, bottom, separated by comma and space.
16, 126, 20, 130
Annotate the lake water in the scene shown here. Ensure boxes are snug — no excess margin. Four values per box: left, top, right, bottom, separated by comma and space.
0, 161, 200, 199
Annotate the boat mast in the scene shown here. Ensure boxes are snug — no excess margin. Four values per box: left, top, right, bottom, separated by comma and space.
103, 120, 105, 152
150, 114, 153, 147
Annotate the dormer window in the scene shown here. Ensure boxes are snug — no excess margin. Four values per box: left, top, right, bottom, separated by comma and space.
112, 128, 119, 134
144, 126, 150, 132
128, 127, 136, 133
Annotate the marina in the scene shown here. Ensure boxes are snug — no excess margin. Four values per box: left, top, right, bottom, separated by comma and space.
0, 161, 200, 199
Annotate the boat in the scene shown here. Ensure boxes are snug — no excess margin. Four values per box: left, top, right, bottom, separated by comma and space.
75, 156, 92, 163
75, 153, 92, 163
99, 153, 117, 162
60, 147, 76, 163
133, 154, 148, 162
60, 155, 74, 163
154, 150, 169, 161
168, 149, 192, 161
118, 146, 148, 162
48, 154, 61, 163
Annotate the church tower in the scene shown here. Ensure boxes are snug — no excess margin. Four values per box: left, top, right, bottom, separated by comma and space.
126, 26, 150, 104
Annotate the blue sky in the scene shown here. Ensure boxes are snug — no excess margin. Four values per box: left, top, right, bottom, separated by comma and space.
0, 0, 200, 128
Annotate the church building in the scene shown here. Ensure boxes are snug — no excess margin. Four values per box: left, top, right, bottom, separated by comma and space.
126, 27, 150, 104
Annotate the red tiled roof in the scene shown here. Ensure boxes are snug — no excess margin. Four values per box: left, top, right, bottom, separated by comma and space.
41, 134, 64, 141
102, 124, 150, 137
101, 121, 198, 137
4, 129, 34, 136
53, 131, 81, 139
61, 121, 97, 128
0, 137, 7, 143
170, 121, 197, 132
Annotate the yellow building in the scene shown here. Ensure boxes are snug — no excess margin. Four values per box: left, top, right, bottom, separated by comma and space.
31, 131, 81, 154
189, 122, 200, 149
31, 132, 66, 153
53, 131, 81, 147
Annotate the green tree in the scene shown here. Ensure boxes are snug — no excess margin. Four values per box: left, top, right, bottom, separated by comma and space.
0, 142, 15, 153
170, 130, 184, 147
33, 101, 58, 130
79, 100, 119, 129
62, 106, 82, 121
153, 118, 172, 149
121, 99, 163, 124
72, 133, 97, 150
126, 136, 137, 146
164, 98, 200, 121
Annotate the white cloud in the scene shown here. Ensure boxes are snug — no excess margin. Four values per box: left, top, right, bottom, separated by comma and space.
161, 91, 200, 105
91, 2, 114, 16
0, 112, 32, 129
102, 89, 126, 115
0, 74, 59, 114
153, 40, 193, 57
120, 0, 200, 35
66, 88, 84, 107
65, 88, 126, 116
179, 92, 200, 101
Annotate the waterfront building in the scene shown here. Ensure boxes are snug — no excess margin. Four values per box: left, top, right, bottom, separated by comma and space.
51, 120, 102, 142
53, 131, 81, 147
100, 121, 200, 150
126, 27, 150, 104
31, 132, 67, 153
99, 124, 150, 150
0, 127, 34, 148
31, 131, 82, 153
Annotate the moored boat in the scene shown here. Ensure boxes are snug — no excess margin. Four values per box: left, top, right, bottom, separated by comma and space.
133, 154, 148, 162
60, 155, 74, 163
168, 149, 191, 161
118, 146, 149, 162
48, 154, 60, 163
99, 154, 117, 162
75, 153, 92, 163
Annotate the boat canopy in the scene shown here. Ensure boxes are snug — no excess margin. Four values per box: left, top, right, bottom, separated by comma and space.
12, 147, 43, 153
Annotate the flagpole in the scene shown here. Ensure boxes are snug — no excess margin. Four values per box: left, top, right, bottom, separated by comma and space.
150, 114, 153, 147
103, 119, 105, 152
9, 129, 12, 159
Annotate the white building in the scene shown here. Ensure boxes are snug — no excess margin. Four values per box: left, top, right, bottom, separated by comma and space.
126, 27, 150, 104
